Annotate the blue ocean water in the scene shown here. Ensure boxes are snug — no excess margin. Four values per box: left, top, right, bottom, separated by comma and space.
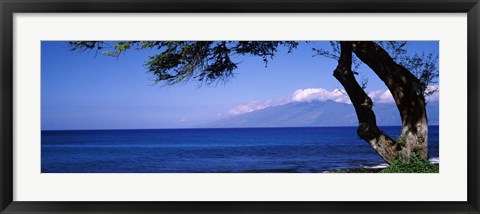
41, 126, 439, 173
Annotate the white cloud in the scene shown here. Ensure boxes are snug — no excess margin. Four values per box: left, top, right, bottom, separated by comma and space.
425, 85, 439, 102
291, 88, 351, 104
227, 86, 439, 116
228, 103, 257, 115
368, 90, 395, 103
228, 88, 350, 116
368, 85, 439, 104
227, 98, 289, 116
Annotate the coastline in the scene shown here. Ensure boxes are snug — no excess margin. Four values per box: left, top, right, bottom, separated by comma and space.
323, 168, 384, 173
323, 162, 440, 173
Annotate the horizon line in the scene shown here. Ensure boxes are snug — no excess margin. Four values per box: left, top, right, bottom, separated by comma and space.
41, 124, 440, 132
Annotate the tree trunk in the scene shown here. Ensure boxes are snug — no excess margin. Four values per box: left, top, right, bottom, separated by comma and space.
334, 42, 398, 164
351, 41, 428, 162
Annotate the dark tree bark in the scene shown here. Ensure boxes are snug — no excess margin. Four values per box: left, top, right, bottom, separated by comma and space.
333, 42, 398, 164
351, 41, 429, 162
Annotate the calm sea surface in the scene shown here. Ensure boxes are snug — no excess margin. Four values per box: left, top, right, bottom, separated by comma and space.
41, 126, 439, 173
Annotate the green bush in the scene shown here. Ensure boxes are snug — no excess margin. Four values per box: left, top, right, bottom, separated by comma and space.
380, 157, 439, 173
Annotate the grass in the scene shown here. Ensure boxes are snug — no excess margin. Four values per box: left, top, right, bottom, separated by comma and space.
380, 157, 439, 173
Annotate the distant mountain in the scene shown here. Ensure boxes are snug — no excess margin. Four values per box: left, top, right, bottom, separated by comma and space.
203, 100, 439, 128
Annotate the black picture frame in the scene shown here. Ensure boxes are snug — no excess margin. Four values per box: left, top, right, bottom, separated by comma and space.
1, 0, 479, 213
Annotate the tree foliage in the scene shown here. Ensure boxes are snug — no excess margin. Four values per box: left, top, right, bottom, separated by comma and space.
313, 41, 438, 98
378, 41, 439, 98
70, 41, 437, 94
69, 41, 298, 85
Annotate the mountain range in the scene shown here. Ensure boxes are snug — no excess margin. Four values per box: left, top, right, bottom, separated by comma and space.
203, 100, 439, 128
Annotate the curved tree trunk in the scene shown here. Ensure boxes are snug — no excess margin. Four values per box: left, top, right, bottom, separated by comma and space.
334, 42, 398, 164
351, 41, 428, 162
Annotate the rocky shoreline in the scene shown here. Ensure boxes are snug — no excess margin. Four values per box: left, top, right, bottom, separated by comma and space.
323, 167, 384, 173
323, 163, 439, 173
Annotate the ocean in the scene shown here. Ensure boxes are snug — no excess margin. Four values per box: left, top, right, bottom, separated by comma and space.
41, 126, 439, 173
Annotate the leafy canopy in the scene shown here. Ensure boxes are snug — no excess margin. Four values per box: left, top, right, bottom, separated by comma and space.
313, 41, 438, 97
69, 41, 437, 95
69, 41, 298, 85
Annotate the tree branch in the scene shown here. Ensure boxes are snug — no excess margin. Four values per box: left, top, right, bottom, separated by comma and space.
333, 41, 397, 164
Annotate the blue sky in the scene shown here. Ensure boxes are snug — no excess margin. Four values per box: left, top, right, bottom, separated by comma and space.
41, 41, 438, 130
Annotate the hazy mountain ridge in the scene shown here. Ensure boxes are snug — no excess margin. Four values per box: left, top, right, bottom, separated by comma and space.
203, 100, 439, 128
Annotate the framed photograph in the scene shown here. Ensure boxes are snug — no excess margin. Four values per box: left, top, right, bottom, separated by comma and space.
1, 0, 479, 213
